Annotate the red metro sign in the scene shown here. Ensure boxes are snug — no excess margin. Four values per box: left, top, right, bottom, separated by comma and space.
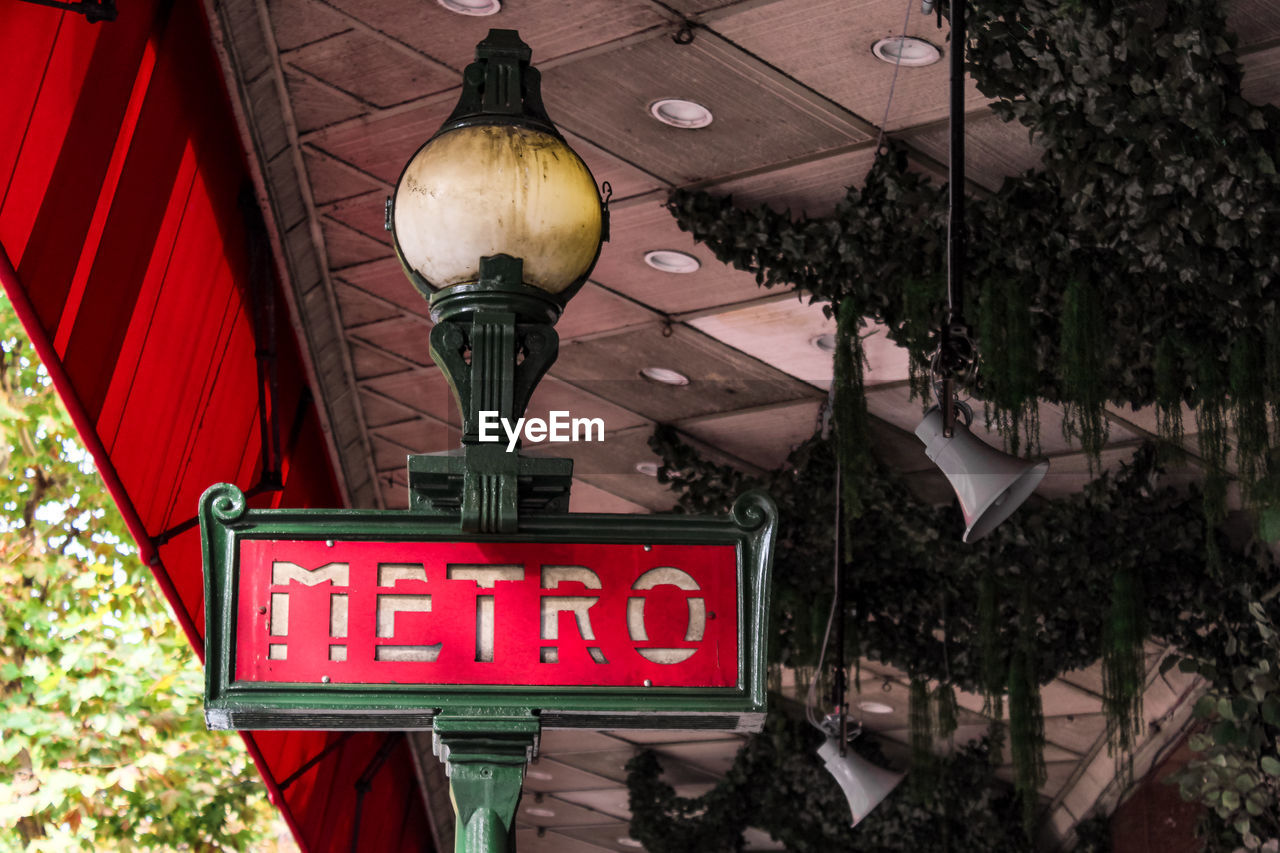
236, 540, 739, 688
201, 484, 776, 731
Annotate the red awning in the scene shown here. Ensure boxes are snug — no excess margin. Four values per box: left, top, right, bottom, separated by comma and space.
0, 3, 431, 850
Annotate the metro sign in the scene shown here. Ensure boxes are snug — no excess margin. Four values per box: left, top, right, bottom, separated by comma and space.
201, 484, 776, 732
237, 540, 739, 686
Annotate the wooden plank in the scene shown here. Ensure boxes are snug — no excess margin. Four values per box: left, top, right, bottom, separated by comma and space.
283, 70, 368, 134
589, 200, 765, 315
265, 149, 306, 231
324, 0, 666, 71
285, 27, 457, 108
540, 30, 871, 185
266, 0, 353, 52
714, 0, 985, 132
550, 323, 820, 423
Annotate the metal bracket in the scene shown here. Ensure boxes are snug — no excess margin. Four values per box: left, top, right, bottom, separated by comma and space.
16, 0, 116, 23
413, 255, 572, 531
406, 450, 573, 527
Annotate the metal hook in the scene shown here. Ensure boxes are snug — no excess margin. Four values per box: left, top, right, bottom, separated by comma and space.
600, 181, 613, 242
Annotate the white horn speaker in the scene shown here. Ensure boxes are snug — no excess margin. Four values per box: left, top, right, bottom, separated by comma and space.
915, 407, 1049, 543
817, 737, 905, 827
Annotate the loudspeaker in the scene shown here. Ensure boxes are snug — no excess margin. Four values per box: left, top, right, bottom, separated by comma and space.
817, 737, 905, 826
915, 407, 1049, 543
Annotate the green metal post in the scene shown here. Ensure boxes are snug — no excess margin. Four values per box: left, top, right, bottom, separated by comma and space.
433, 712, 541, 853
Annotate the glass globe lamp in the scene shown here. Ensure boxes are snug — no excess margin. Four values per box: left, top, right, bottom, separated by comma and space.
389, 29, 605, 316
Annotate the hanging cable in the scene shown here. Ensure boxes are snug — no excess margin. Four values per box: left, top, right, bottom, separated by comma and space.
347, 734, 400, 853
873, 0, 917, 154
808, 383, 844, 734
805, 470, 842, 734
15, 0, 116, 22
278, 732, 354, 792
927, 0, 977, 438
811, 0, 931, 720
817, 0, 919, 723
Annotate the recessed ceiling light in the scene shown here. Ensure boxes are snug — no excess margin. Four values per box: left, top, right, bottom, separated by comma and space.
871, 36, 941, 67
644, 249, 701, 274
811, 333, 837, 353
525, 806, 556, 818
640, 366, 690, 386
437, 0, 501, 15
525, 768, 553, 781
618, 839, 645, 849
858, 700, 895, 715
635, 461, 661, 477
649, 98, 713, 129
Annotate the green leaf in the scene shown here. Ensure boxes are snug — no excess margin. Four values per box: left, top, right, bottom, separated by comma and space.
1214, 721, 1242, 747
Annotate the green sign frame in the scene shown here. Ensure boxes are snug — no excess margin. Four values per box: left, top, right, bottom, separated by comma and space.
201, 483, 777, 732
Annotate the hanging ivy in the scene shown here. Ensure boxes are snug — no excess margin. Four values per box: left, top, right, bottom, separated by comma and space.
977, 275, 1038, 456
666, 0, 1280, 530
647, 1, 1280, 841
1008, 582, 1047, 831
908, 677, 934, 795
651, 426, 1280, 826
833, 298, 872, 524
626, 711, 1038, 852
1059, 275, 1109, 461
1102, 560, 1146, 759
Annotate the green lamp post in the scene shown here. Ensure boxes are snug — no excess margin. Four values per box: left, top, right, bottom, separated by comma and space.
201, 29, 775, 853
389, 28, 605, 852
388, 28, 607, 536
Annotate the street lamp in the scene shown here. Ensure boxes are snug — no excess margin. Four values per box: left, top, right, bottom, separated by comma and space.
385, 27, 613, 853
202, 33, 775, 853
388, 29, 608, 534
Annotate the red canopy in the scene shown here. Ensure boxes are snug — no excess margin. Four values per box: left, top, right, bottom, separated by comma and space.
0, 2, 431, 850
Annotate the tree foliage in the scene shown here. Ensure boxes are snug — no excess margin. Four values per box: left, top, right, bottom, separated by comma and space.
1170, 597, 1280, 850
0, 294, 287, 851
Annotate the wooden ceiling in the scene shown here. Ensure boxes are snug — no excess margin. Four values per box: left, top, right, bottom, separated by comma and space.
204, 0, 1280, 848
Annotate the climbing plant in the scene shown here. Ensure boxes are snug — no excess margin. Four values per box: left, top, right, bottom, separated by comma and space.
649, 426, 1280, 833
1170, 596, 1280, 850
660, 0, 1280, 839
626, 710, 1036, 852
667, 0, 1280, 514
